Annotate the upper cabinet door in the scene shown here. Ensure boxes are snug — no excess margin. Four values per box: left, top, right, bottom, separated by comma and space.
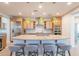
51, 16, 62, 35
45, 21, 51, 29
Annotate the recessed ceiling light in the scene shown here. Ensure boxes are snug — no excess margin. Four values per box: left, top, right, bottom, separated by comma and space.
67, 2, 72, 5
18, 12, 22, 15
4, 2, 9, 4
56, 12, 60, 16
43, 12, 46, 15
32, 12, 35, 15
38, 5, 43, 9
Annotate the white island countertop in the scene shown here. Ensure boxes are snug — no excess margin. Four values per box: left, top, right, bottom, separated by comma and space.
13, 34, 69, 40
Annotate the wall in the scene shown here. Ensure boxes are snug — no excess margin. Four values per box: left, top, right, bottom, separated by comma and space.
62, 14, 71, 45
62, 8, 79, 47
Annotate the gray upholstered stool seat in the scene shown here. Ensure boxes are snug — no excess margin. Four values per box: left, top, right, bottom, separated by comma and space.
14, 44, 26, 46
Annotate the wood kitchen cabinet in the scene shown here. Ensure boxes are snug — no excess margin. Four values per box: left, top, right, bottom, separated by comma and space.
32, 21, 36, 29
0, 33, 6, 50
51, 16, 62, 35
44, 20, 52, 29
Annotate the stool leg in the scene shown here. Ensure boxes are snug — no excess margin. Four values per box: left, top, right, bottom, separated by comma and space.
15, 52, 18, 56
28, 51, 32, 56
37, 52, 38, 56
22, 47, 25, 56
34, 51, 38, 56
56, 47, 59, 56
10, 52, 12, 56
43, 49, 45, 56
45, 51, 49, 56
62, 51, 65, 56
51, 51, 54, 56
68, 50, 71, 56
43, 51, 45, 56
36, 50, 38, 56
28, 51, 30, 56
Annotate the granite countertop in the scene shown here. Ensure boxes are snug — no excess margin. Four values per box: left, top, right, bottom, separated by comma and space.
13, 34, 69, 40
26, 33, 53, 36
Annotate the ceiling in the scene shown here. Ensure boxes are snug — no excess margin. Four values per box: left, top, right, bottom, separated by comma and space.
0, 2, 79, 18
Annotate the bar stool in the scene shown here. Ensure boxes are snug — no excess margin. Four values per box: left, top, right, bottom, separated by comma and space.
9, 46, 24, 56
42, 40, 56, 56
27, 45, 38, 56
43, 44, 55, 56
26, 40, 40, 56
14, 44, 26, 56
56, 43, 71, 56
